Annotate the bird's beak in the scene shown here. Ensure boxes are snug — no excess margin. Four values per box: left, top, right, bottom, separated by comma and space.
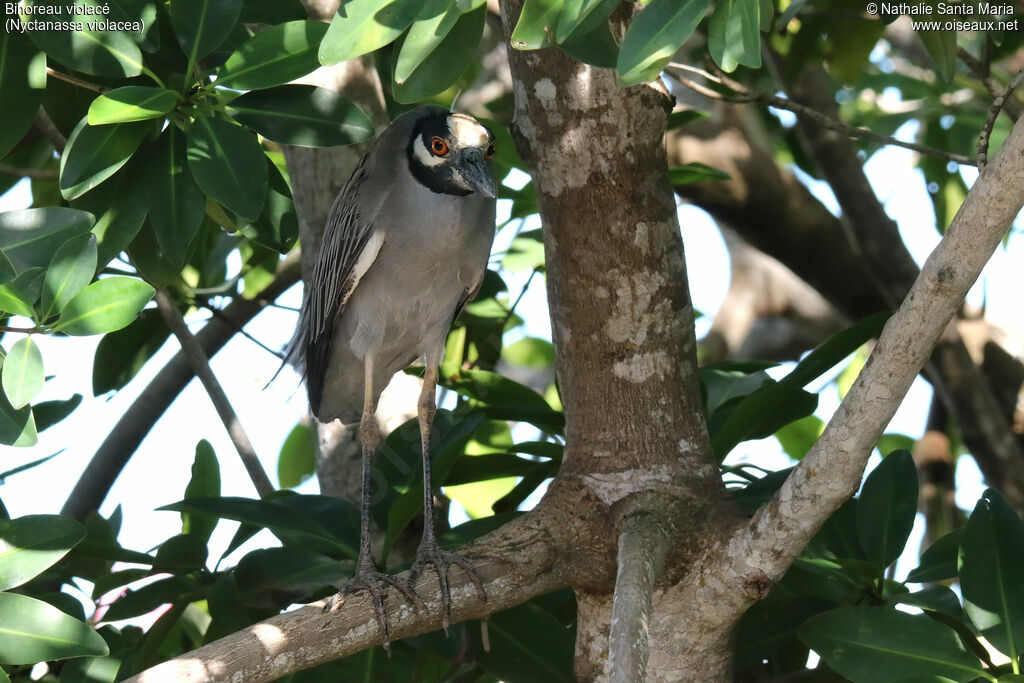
459, 154, 497, 199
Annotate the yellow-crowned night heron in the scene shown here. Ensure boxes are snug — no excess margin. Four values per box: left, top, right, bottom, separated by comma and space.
287, 104, 496, 639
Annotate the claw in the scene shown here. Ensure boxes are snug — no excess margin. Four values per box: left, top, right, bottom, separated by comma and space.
328, 569, 425, 652
407, 540, 487, 633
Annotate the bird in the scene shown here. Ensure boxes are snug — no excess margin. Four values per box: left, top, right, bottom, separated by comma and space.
286, 104, 497, 641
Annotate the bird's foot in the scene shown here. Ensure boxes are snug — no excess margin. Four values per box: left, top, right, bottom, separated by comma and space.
406, 540, 487, 633
325, 568, 424, 650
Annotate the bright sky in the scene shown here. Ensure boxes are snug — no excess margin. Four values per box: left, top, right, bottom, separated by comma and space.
0, 113, 1020, 598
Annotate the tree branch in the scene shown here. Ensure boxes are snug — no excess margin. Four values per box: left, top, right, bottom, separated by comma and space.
124, 499, 573, 682
719, 109, 1024, 619
154, 289, 275, 498
61, 254, 301, 520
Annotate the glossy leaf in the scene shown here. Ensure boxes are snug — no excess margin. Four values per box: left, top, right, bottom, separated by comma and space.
240, 0, 306, 23
0, 252, 14, 289
669, 162, 731, 184
617, 0, 712, 85
92, 309, 169, 394
918, 30, 957, 84
59, 119, 150, 200
146, 127, 205, 267
856, 450, 918, 569
182, 441, 220, 543
186, 117, 267, 222
71, 166, 147, 269
0, 207, 94, 273
33, 394, 82, 431
556, 0, 618, 43
0, 268, 44, 318
227, 85, 374, 148
55, 277, 155, 336
319, 0, 419, 65
799, 606, 985, 682
961, 489, 1024, 659
170, 0, 244, 62
0, 31, 46, 159
216, 20, 328, 90
234, 547, 344, 608
394, 0, 460, 84
470, 600, 574, 682
23, 0, 144, 77
41, 233, 97, 319
2, 337, 43, 410
393, 6, 484, 103
558, 19, 618, 69
907, 528, 964, 583
278, 422, 316, 489
100, 575, 198, 622
87, 86, 178, 125
0, 514, 85, 591
510, 0, 560, 50
707, 0, 762, 73
244, 157, 298, 252
0, 374, 36, 447
0, 592, 108, 664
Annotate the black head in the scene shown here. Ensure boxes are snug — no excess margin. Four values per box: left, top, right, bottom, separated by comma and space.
406, 107, 497, 198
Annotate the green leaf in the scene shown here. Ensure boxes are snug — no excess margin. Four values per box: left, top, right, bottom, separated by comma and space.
216, 20, 328, 90
2, 337, 43, 410
0, 252, 15, 289
707, 0, 762, 73
617, 0, 712, 85
58, 653, 121, 683
23, 0, 144, 77
961, 489, 1024, 659
392, 5, 484, 103
0, 268, 44, 318
669, 162, 731, 184
510, 0, 560, 50
71, 165, 147, 269
59, 118, 150, 200
0, 396, 35, 447
918, 30, 957, 84
0, 515, 85, 591
186, 117, 267, 222
41, 233, 97, 319
226, 85, 374, 148
556, 0, 618, 43
100, 575, 198, 622
799, 606, 986, 682
856, 450, 919, 569
0, 207, 94, 273
471, 600, 574, 682
244, 157, 298, 252
33, 394, 82, 431
54, 276, 155, 336
503, 337, 555, 367
775, 414, 824, 460
182, 441, 220, 543
825, 18, 885, 85
907, 528, 963, 583
0, 592, 108, 664
278, 422, 316, 489
92, 309, 169, 394
558, 18, 618, 69
240, 0, 306, 23
0, 31, 46, 159
394, 0, 460, 84
87, 86, 178, 125
147, 127, 205, 267
233, 547, 344, 608
170, 0, 244, 62
318, 0, 419, 65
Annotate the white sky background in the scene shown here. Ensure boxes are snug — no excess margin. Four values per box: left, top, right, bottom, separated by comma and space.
0, 113, 1020, 587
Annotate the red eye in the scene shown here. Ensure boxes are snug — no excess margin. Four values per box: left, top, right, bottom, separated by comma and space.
430, 137, 449, 156
484, 143, 496, 160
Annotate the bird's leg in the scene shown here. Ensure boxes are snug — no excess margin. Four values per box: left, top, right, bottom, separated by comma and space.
406, 355, 487, 632
327, 355, 420, 648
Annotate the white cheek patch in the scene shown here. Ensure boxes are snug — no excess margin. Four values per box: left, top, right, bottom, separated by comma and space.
449, 114, 490, 148
413, 140, 446, 167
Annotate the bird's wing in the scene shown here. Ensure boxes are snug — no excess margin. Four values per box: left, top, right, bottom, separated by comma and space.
284, 157, 384, 414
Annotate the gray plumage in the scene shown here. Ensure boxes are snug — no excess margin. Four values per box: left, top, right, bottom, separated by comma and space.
289, 105, 497, 424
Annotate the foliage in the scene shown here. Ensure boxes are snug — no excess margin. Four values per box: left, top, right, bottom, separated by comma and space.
0, 0, 1021, 680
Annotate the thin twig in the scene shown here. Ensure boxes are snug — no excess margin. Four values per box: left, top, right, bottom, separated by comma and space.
665, 63, 977, 167
46, 66, 107, 93
0, 165, 57, 179
154, 289, 275, 498
978, 66, 1024, 176
0, 325, 42, 334
35, 109, 66, 154
198, 299, 285, 360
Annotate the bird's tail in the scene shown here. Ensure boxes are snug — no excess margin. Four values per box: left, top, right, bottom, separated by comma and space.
264, 296, 309, 390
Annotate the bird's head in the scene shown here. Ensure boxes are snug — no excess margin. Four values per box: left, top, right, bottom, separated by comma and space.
406, 107, 497, 199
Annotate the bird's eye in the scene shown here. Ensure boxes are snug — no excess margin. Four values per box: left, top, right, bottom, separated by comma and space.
484, 143, 496, 160
430, 137, 449, 156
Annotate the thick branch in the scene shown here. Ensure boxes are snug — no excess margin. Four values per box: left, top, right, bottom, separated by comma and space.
154, 290, 274, 498
125, 499, 574, 682
724, 111, 1024, 617
61, 254, 301, 520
